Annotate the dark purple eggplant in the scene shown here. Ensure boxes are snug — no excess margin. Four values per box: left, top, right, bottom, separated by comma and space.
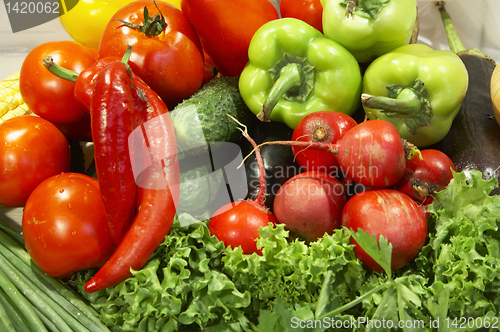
428, 2, 500, 194
237, 121, 303, 212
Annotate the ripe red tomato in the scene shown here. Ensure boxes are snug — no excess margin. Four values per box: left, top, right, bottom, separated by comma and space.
393, 149, 457, 204
19, 41, 95, 125
181, 0, 279, 77
22, 173, 116, 278
98, 0, 204, 109
0, 116, 71, 207
342, 189, 428, 272
209, 201, 276, 255
280, 0, 323, 33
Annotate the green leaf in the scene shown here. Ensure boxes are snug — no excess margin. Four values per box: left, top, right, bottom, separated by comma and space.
349, 228, 393, 277
367, 285, 398, 332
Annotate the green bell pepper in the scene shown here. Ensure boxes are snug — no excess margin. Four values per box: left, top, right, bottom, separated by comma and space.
320, 0, 418, 64
238, 17, 362, 129
361, 43, 468, 147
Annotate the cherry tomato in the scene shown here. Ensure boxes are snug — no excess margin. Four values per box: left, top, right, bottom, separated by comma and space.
0, 116, 71, 207
22, 173, 116, 278
98, 0, 204, 109
291, 111, 357, 175
393, 149, 457, 204
19, 41, 95, 125
280, 0, 323, 33
209, 200, 276, 255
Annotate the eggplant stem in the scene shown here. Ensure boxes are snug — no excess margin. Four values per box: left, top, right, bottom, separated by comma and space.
436, 1, 495, 64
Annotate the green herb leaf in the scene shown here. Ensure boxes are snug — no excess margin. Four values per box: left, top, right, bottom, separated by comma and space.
349, 228, 393, 277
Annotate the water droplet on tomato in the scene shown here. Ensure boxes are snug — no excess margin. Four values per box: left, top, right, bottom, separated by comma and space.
71, 231, 77, 236
59, 189, 64, 193
68, 204, 72, 209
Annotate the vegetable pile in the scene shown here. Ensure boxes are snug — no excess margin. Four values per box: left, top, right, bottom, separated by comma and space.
0, 0, 499, 331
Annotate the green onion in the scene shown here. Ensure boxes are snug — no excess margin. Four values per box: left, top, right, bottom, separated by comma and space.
0, 287, 30, 332
0, 266, 47, 332
0, 229, 110, 331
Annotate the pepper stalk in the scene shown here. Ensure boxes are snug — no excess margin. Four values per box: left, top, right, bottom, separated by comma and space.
257, 54, 315, 122
361, 78, 432, 135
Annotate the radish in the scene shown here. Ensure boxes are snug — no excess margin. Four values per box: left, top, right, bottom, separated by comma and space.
208, 119, 276, 255
259, 119, 408, 188
273, 171, 346, 242
291, 111, 357, 175
342, 189, 428, 272
393, 149, 457, 204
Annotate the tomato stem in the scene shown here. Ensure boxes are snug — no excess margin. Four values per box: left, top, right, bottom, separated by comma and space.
42, 56, 78, 83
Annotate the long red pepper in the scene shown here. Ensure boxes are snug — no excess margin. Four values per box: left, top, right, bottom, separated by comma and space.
44, 47, 180, 291
89, 61, 138, 246
43, 51, 137, 246
83, 74, 179, 293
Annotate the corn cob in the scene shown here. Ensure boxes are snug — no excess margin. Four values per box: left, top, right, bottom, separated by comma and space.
0, 72, 36, 123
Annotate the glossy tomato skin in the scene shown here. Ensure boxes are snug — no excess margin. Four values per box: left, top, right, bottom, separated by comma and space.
22, 173, 116, 278
341, 189, 428, 272
292, 111, 357, 175
280, 0, 323, 33
98, 0, 204, 109
181, 0, 279, 77
393, 149, 457, 204
209, 201, 277, 255
0, 116, 71, 207
19, 41, 95, 125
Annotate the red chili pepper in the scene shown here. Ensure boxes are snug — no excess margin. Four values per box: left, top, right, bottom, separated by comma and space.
43, 48, 180, 291
73, 56, 121, 111
84, 74, 179, 293
89, 61, 138, 246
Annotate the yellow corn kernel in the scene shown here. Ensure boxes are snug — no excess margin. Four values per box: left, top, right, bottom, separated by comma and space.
0, 72, 36, 123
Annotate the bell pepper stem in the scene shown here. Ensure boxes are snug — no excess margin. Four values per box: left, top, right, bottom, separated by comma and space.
361, 91, 421, 117
361, 78, 433, 135
258, 63, 303, 122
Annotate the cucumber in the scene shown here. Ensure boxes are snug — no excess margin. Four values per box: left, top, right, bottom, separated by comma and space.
171, 76, 256, 157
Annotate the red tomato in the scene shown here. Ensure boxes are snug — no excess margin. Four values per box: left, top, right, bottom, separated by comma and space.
393, 149, 457, 204
22, 173, 116, 278
0, 116, 71, 207
280, 0, 323, 33
209, 200, 276, 255
98, 0, 204, 109
19, 41, 95, 125
342, 189, 428, 272
181, 0, 279, 77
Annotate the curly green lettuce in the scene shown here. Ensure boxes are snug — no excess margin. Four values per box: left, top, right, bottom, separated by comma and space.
73, 170, 500, 332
